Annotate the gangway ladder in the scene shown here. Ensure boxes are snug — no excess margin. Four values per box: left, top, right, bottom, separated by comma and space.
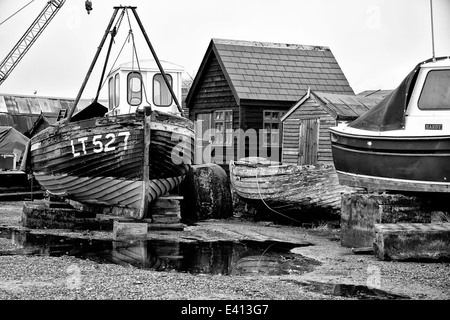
0, 0, 66, 86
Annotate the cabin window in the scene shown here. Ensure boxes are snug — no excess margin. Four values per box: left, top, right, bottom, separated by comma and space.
114, 73, 120, 108
418, 70, 450, 110
127, 72, 142, 106
108, 73, 121, 110
108, 77, 114, 110
263, 110, 285, 146
213, 110, 233, 145
153, 74, 173, 106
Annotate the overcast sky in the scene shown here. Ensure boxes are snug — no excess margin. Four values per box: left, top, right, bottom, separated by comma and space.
0, 0, 449, 99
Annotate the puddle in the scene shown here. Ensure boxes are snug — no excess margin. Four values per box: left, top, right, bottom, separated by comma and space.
284, 280, 410, 300
0, 227, 319, 276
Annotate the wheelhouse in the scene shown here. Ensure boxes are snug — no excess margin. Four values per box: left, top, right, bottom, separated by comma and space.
106, 59, 183, 116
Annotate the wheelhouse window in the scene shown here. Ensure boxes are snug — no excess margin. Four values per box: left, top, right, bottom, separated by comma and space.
153, 74, 173, 106
114, 73, 120, 108
418, 70, 450, 110
108, 77, 114, 110
213, 110, 233, 145
127, 72, 142, 106
263, 110, 285, 146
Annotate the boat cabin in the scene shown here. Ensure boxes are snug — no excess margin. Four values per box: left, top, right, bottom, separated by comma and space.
106, 59, 184, 116
347, 56, 450, 136
329, 56, 450, 193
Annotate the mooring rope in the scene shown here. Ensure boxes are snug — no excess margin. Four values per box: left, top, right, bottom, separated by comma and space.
255, 167, 302, 224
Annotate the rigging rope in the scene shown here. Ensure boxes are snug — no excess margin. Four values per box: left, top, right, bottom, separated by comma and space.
125, 8, 152, 110
100, 31, 131, 90
0, 0, 36, 26
96, 9, 128, 97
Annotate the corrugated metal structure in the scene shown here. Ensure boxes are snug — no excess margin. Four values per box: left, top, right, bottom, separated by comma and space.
281, 90, 384, 165
357, 89, 392, 100
0, 94, 99, 136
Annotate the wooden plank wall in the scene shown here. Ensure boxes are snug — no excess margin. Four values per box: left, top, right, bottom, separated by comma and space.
188, 55, 238, 115
282, 118, 300, 164
189, 54, 239, 167
281, 97, 336, 165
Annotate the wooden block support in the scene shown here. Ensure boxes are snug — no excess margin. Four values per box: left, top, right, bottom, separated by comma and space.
147, 195, 183, 230
113, 220, 148, 241
340, 192, 435, 248
22, 201, 111, 230
374, 223, 450, 261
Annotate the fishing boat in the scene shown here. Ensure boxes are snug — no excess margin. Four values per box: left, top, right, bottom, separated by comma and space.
329, 56, 450, 193
27, 6, 194, 219
229, 157, 351, 221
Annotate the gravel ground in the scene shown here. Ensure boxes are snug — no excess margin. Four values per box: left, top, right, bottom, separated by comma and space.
0, 201, 449, 302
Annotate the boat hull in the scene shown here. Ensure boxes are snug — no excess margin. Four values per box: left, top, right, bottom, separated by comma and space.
330, 128, 450, 192
30, 110, 194, 219
229, 157, 349, 222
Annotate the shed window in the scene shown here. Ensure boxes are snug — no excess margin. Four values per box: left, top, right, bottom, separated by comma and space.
263, 110, 285, 146
213, 110, 233, 145
127, 72, 142, 106
153, 74, 173, 106
418, 70, 450, 110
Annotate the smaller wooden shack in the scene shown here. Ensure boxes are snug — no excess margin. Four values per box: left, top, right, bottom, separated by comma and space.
281, 90, 386, 165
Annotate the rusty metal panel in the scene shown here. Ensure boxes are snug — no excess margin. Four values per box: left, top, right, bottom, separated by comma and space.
0, 96, 7, 113
4, 96, 19, 114
0, 114, 15, 128
16, 97, 32, 114
37, 98, 61, 114
11, 115, 39, 133
27, 97, 42, 114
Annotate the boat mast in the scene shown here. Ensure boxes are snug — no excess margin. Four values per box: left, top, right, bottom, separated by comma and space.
430, 0, 436, 61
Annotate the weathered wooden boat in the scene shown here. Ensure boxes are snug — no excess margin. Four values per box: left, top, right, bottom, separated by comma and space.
329, 56, 450, 193
27, 6, 194, 219
229, 157, 351, 221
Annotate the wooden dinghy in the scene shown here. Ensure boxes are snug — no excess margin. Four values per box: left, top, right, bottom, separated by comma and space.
229, 157, 351, 220
26, 6, 194, 219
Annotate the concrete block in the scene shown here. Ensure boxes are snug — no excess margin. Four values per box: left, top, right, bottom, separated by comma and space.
374, 223, 450, 261
112, 221, 148, 241
340, 192, 435, 248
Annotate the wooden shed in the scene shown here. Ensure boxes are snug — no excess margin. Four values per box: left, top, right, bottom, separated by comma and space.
281, 90, 385, 165
186, 39, 354, 169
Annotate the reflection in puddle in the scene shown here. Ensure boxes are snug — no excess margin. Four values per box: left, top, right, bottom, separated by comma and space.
0, 227, 318, 276
284, 280, 410, 300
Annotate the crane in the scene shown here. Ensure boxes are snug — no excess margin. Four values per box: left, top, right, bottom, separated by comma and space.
0, 0, 93, 86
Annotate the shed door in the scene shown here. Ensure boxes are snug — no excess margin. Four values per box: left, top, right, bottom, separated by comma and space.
194, 112, 212, 164
298, 118, 319, 165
